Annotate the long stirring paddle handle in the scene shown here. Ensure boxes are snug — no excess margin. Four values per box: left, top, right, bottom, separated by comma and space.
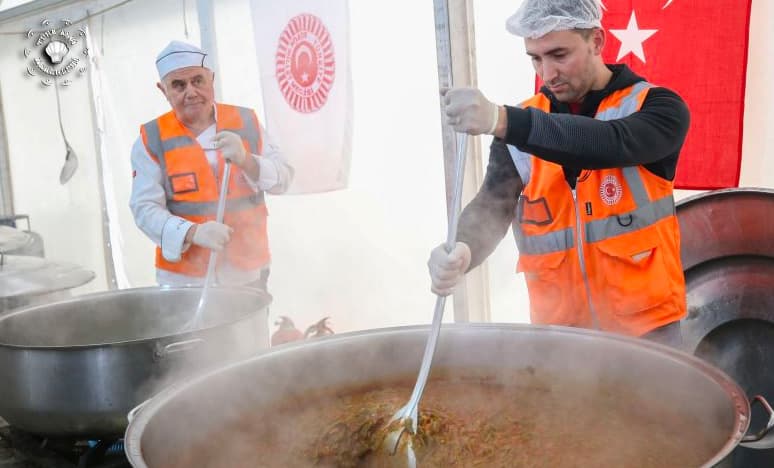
401, 132, 468, 429
189, 161, 232, 328
53, 78, 69, 144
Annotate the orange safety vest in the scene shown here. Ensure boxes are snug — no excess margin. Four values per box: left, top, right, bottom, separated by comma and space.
508, 81, 686, 336
140, 103, 270, 277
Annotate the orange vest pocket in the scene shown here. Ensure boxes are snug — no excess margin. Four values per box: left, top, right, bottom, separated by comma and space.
517, 250, 577, 325
169, 172, 199, 194
591, 235, 671, 316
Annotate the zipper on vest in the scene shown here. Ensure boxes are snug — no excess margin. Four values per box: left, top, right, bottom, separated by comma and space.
572, 188, 599, 329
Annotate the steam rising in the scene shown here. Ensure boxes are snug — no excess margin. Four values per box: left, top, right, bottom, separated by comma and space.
0, 286, 270, 437
127, 325, 739, 467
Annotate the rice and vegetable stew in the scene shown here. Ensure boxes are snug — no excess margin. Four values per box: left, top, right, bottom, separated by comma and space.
168, 367, 727, 467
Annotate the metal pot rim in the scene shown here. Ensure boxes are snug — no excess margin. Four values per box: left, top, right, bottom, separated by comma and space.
0, 285, 271, 350
676, 186, 774, 208
123, 323, 751, 468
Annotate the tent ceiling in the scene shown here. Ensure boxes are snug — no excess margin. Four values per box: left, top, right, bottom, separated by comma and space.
0, 0, 83, 24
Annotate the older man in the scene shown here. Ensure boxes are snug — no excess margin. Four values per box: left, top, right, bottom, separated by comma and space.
130, 40, 293, 290
429, 0, 690, 346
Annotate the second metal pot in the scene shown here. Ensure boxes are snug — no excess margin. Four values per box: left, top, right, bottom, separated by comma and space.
0, 286, 271, 437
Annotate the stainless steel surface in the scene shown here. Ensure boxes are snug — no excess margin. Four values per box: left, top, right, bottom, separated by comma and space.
743, 396, 774, 448
126, 324, 752, 468
54, 78, 78, 184
0, 225, 33, 253
677, 188, 774, 271
677, 187, 774, 465
0, 254, 95, 314
682, 257, 774, 354
0, 286, 271, 437
0, 255, 95, 299
0, 215, 45, 257
384, 133, 467, 462
677, 188, 774, 352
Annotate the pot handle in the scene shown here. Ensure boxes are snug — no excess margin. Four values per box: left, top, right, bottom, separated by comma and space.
127, 399, 151, 424
154, 338, 205, 359
740, 395, 774, 449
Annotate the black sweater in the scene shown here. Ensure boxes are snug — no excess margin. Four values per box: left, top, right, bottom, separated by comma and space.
458, 64, 690, 269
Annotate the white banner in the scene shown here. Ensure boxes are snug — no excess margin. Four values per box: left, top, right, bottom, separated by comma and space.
250, 0, 353, 194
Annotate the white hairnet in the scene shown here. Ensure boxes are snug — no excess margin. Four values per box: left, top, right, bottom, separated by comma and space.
506, 0, 602, 39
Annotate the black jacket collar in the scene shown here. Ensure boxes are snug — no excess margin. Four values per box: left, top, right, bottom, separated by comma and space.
540, 64, 646, 116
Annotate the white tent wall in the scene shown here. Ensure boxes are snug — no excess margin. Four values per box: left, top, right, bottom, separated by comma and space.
0, 1, 118, 296
738, 0, 774, 188
0, 0, 772, 333
0, 0, 453, 333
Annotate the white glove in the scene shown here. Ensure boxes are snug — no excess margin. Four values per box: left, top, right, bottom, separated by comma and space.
442, 87, 500, 135
428, 242, 472, 296
212, 131, 247, 166
191, 221, 233, 252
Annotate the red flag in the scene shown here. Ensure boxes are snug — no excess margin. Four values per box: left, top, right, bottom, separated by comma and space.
600, 0, 752, 189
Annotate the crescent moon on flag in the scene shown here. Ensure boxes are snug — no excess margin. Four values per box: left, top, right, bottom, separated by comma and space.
294, 44, 314, 79
294, 44, 313, 66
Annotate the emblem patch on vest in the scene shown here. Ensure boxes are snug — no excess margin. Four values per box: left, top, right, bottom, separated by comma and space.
599, 175, 623, 206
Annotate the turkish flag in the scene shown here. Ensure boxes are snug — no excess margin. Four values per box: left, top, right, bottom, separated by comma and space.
600, 0, 752, 189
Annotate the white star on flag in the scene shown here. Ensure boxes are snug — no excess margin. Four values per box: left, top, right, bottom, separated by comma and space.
609, 11, 658, 62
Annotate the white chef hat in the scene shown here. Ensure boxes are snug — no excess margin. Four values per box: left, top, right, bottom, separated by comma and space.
155, 40, 211, 80
506, 0, 602, 39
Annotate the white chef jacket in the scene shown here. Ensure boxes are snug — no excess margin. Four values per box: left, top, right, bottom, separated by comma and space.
129, 107, 292, 287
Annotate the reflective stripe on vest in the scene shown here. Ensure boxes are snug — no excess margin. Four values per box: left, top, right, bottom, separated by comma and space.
141, 105, 263, 203
167, 192, 266, 216
507, 80, 653, 193
508, 82, 685, 336
141, 119, 174, 196
510, 82, 668, 256
516, 226, 574, 256
141, 104, 271, 276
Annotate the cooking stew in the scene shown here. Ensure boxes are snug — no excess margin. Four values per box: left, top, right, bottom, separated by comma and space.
167, 367, 728, 467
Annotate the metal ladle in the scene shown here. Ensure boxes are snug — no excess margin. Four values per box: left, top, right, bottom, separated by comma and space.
53, 78, 78, 185
382, 132, 468, 464
179, 160, 231, 332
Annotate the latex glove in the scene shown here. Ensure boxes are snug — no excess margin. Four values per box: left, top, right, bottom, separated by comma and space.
428, 242, 472, 296
191, 221, 233, 252
212, 131, 247, 166
442, 87, 500, 135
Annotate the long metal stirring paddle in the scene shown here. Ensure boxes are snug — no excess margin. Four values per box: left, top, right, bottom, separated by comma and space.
180, 160, 231, 332
382, 132, 468, 464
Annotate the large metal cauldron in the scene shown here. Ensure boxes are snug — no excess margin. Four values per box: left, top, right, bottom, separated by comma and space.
0, 286, 271, 437
677, 188, 774, 467
125, 324, 772, 467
